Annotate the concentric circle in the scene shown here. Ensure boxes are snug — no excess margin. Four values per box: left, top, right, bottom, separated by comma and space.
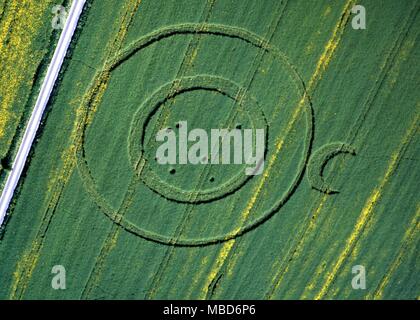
76, 23, 313, 246
128, 75, 268, 203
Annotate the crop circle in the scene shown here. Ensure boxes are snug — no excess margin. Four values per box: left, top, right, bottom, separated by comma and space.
76, 23, 313, 246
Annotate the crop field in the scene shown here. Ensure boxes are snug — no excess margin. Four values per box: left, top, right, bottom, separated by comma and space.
0, 0, 418, 300
0, 0, 65, 188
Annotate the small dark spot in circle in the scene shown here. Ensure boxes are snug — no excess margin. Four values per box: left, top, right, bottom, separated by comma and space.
235, 123, 242, 130
209, 177, 215, 182
169, 168, 176, 175
176, 122, 182, 129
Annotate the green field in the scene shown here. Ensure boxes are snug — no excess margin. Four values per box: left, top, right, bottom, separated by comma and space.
0, 0, 65, 188
0, 0, 418, 299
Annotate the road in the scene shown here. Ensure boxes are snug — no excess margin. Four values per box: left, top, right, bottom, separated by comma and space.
0, 0, 86, 226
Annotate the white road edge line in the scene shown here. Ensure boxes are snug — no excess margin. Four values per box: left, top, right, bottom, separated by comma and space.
0, 0, 86, 226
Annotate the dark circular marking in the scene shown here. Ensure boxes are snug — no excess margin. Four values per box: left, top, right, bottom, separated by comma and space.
307, 143, 356, 194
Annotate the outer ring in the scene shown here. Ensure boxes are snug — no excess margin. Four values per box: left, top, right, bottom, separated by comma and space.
76, 23, 313, 246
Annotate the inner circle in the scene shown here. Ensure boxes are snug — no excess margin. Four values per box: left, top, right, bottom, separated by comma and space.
128, 75, 268, 204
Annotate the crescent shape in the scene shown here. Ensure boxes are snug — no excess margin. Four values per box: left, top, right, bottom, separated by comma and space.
307, 142, 356, 194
